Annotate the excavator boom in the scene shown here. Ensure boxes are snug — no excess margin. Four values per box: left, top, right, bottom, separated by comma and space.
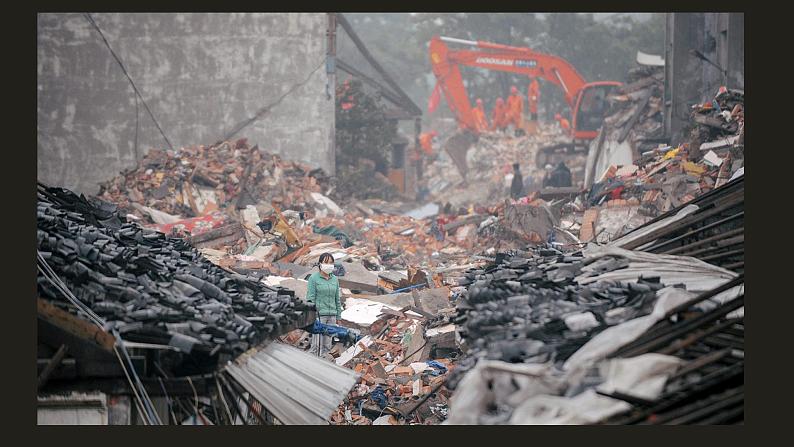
429, 36, 621, 140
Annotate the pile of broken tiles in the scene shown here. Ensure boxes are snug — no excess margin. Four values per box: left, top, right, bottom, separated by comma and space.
37, 183, 312, 369
447, 246, 666, 388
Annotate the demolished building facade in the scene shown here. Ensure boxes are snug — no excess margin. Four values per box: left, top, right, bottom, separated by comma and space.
36, 12, 744, 425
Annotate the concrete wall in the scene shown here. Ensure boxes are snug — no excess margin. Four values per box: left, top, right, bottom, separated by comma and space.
38, 13, 334, 195
663, 13, 744, 145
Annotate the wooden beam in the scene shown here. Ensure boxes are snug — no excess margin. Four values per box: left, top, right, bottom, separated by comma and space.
37, 298, 116, 352
336, 14, 422, 116
618, 89, 653, 143
38, 318, 147, 379
41, 376, 214, 397
38, 344, 69, 390
337, 58, 408, 110
37, 358, 77, 380
338, 278, 380, 294
182, 181, 201, 216
188, 222, 244, 246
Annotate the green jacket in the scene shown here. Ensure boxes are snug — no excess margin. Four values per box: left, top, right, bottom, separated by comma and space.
306, 271, 341, 318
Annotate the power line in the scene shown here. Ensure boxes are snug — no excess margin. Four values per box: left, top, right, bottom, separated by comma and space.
221, 60, 325, 142
37, 251, 161, 424
83, 13, 174, 151
134, 94, 140, 163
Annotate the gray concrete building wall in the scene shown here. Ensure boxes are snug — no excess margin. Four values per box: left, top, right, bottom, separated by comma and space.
724, 13, 744, 91
38, 13, 334, 195
663, 13, 744, 145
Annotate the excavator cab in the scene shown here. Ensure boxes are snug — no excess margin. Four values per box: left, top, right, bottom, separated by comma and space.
571, 82, 622, 140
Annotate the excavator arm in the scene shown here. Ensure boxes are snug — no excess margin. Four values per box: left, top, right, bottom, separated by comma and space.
430, 36, 620, 139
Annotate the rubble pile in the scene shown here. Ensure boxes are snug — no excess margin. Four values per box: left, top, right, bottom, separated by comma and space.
423, 127, 575, 210
334, 163, 399, 202
44, 61, 743, 424
611, 176, 744, 273
279, 292, 460, 425
598, 65, 666, 157
575, 74, 745, 244
97, 138, 331, 225
604, 277, 744, 425
689, 87, 744, 153
585, 142, 742, 222
443, 245, 742, 424
87, 130, 580, 276
447, 247, 664, 387
305, 210, 495, 270
37, 183, 314, 369
90, 138, 496, 271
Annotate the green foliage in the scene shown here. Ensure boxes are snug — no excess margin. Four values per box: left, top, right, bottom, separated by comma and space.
335, 79, 397, 172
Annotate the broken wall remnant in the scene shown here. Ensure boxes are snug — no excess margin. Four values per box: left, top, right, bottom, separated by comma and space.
38, 13, 334, 194
663, 13, 744, 145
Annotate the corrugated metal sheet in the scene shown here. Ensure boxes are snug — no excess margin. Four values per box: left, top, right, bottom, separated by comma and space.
225, 342, 358, 425
38, 392, 108, 425
609, 204, 700, 249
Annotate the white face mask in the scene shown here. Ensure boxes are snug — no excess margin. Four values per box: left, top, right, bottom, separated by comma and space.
320, 263, 334, 274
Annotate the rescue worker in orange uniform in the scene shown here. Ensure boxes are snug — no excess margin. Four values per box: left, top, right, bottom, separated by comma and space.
527, 79, 540, 121
419, 131, 437, 157
554, 113, 570, 131
491, 98, 507, 132
506, 86, 524, 132
473, 98, 489, 132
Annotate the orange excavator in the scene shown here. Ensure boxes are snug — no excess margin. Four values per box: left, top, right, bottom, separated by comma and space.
429, 36, 622, 178
430, 35, 621, 139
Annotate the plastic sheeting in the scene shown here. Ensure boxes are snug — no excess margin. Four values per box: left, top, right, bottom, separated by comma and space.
446, 351, 683, 424
310, 192, 344, 217
445, 352, 683, 425
445, 362, 562, 425
446, 247, 744, 424
577, 245, 737, 294
563, 286, 694, 372
729, 166, 744, 182
609, 204, 700, 250
340, 298, 403, 326
508, 389, 631, 425
131, 202, 181, 224
225, 342, 358, 425
636, 51, 665, 67
596, 353, 682, 401
403, 202, 440, 220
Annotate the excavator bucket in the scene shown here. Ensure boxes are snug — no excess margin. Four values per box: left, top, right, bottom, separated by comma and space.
443, 131, 478, 181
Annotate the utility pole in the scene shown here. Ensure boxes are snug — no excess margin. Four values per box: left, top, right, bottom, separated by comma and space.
326, 13, 338, 177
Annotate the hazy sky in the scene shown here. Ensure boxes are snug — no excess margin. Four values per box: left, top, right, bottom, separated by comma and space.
592, 13, 654, 21
402, 13, 654, 22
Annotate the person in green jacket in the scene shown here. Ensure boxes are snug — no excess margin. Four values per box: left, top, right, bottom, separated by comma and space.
307, 252, 342, 358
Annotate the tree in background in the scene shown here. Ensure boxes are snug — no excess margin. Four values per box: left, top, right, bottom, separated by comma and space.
333, 79, 400, 202
537, 13, 665, 118
335, 79, 397, 172
346, 13, 665, 127
412, 12, 546, 104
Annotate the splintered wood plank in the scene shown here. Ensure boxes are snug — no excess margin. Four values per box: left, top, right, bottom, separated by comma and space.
37, 298, 116, 352
579, 208, 600, 242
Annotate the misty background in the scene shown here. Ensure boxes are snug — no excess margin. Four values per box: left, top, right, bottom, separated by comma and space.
344, 13, 665, 131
